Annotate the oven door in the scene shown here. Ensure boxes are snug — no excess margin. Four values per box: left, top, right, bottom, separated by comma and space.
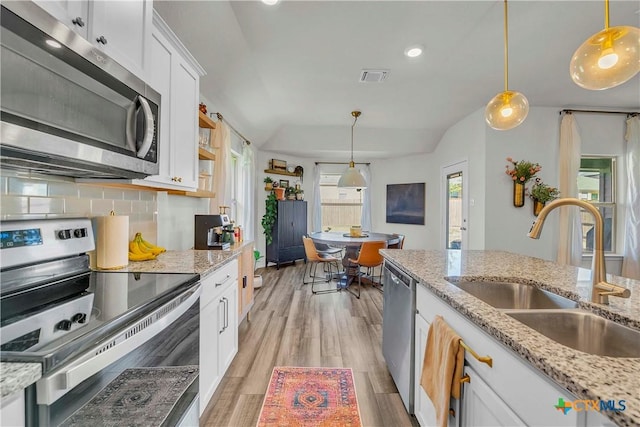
27, 284, 200, 427
0, 3, 159, 179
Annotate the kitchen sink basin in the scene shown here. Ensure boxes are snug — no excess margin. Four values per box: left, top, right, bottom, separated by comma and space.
507, 310, 640, 358
449, 281, 578, 309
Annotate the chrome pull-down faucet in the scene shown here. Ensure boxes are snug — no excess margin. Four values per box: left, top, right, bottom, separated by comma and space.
528, 198, 630, 304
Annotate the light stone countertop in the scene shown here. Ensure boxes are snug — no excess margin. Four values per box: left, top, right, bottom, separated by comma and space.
98, 241, 254, 277
1, 362, 41, 398
1, 242, 253, 400
380, 249, 640, 427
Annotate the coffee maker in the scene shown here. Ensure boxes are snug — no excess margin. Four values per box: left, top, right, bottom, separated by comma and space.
194, 214, 231, 250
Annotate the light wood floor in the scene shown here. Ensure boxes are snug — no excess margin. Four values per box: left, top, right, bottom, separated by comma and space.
201, 261, 418, 427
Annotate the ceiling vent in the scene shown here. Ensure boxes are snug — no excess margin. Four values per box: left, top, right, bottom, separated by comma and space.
359, 69, 389, 83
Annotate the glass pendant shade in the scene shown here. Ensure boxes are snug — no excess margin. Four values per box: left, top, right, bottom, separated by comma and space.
485, 90, 529, 130
570, 25, 640, 90
337, 161, 367, 189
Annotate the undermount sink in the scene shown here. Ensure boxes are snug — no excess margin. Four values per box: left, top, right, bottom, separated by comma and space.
449, 281, 578, 310
507, 310, 640, 358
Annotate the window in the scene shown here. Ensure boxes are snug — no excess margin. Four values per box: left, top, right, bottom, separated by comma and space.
578, 157, 616, 252
320, 174, 362, 232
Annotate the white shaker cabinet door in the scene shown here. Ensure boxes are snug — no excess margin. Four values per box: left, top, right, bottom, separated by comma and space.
169, 58, 199, 190
218, 282, 238, 374
199, 298, 221, 416
33, 0, 89, 38
89, 0, 151, 79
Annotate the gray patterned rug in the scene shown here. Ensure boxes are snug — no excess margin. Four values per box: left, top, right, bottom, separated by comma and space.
61, 366, 199, 427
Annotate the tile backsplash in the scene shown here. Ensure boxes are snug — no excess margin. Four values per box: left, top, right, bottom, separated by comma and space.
0, 171, 157, 242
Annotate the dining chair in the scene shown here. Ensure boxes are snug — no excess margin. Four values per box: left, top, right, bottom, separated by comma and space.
388, 234, 405, 249
346, 240, 386, 298
302, 237, 341, 294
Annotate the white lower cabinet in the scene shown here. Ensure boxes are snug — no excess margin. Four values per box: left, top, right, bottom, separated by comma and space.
460, 366, 524, 426
415, 284, 581, 427
199, 260, 238, 416
1, 391, 25, 427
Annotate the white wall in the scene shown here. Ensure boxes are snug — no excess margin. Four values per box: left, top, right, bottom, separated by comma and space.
484, 107, 560, 260
157, 193, 210, 250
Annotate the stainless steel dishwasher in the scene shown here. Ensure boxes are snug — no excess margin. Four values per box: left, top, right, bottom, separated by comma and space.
382, 261, 416, 414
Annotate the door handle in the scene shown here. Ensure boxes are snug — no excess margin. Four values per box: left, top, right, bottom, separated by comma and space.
219, 298, 225, 334
72, 17, 85, 27
223, 297, 229, 331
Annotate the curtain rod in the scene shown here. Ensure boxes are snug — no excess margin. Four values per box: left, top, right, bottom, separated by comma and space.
560, 109, 639, 116
315, 161, 371, 166
212, 112, 251, 145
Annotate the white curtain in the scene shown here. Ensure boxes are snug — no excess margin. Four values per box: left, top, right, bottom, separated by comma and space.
312, 164, 323, 232
557, 113, 583, 266
241, 143, 254, 240
212, 121, 232, 212
621, 115, 640, 279
360, 165, 372, 231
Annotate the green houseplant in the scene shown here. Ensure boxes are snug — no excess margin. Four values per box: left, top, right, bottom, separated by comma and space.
286, 186, 296, 200
264, 176, 273, 191
261, 192, 278, 245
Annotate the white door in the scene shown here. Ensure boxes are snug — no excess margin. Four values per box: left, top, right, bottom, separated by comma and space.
442, 161, 469, 250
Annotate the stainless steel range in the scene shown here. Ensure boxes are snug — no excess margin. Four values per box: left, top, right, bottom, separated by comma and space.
1, 218, 201, 426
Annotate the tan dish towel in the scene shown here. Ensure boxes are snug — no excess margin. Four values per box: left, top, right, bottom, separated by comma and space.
420, 315, 465, 427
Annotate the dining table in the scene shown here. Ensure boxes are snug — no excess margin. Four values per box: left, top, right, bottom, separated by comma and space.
308, 231, 400, 285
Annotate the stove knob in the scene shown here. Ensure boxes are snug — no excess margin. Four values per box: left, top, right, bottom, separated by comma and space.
74, 228, 87, 238
55, 319, 72, 331
72, 313, 87, 324
57, 229, 72, 240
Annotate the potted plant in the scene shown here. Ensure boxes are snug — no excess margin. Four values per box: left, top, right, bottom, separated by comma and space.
264, 176, 274, 191
295, 188, 304, 200
261, 192, 278, 245
286, 186, 296, 200
273, 182, 285, 200
528, 178, 559, 216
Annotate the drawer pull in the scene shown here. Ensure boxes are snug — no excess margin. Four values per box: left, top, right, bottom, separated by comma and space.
460, 374, 471, 383
460, 340, 493, 368
215, 274, 231, 287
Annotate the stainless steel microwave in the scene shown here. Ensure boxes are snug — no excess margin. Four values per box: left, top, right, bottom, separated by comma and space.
0, 2, 160, 179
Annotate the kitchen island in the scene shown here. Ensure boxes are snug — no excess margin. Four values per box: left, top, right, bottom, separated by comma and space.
380, 249, 640, 427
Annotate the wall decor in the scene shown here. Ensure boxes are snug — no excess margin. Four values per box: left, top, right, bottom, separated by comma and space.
271, 159, 287, 171
504, 157, 541, 207
386, 183, 425, 225
279, 179, 289, 189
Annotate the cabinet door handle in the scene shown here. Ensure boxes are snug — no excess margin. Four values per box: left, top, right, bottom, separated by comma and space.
72, 17, 85, 27
219, 298, 225, 334
96, 36, 108, 45
223, 297, 229, 331
215, 274, 231, 287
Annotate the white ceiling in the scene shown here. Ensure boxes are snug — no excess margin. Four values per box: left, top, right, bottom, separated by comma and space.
154, 0, 640, 160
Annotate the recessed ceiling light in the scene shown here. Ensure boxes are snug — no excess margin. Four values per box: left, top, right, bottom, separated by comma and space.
45, 39, 62, 49
404, 45, 423, 58
262, 0, 279, 5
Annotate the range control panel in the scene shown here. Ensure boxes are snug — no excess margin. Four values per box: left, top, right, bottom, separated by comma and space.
0, 219, 95, 269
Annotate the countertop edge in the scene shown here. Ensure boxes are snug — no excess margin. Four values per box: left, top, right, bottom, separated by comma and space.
1, 362, 41, 398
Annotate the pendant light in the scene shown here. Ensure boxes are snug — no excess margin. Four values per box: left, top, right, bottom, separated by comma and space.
337, 111, 367, 189
485, 0, 529, 131
570, 0, 640, 90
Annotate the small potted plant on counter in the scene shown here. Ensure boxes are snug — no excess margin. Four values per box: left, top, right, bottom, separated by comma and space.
264, 176, 274, 191
295, 188, 304, 200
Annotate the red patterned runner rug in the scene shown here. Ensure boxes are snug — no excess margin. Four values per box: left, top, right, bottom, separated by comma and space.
257, 366, 363, 427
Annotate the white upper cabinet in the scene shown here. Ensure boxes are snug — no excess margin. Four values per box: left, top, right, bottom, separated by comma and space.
32, 0, 151, 79
139, 11, 205, 191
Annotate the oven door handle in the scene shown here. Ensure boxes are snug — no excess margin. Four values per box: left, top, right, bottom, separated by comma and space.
36, 284, 201, 405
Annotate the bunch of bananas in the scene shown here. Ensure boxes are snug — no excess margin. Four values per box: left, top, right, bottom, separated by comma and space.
128, 233, 166, 262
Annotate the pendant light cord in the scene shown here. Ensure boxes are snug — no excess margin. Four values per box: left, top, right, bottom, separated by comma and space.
350, 111, 361, 165
503, 0, 509, 92
604, 0, 609, 30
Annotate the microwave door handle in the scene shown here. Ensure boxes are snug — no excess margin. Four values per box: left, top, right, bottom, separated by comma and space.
125, 102, 137, 152
136, 95, 155, 159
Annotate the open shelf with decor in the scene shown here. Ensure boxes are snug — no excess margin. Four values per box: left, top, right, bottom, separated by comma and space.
264, 169, 301, 177
199, 147, 216, 161
199, 111, 216, 129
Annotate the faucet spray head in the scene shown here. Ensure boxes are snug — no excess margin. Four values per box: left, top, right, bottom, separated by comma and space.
528, 218, 544, 239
